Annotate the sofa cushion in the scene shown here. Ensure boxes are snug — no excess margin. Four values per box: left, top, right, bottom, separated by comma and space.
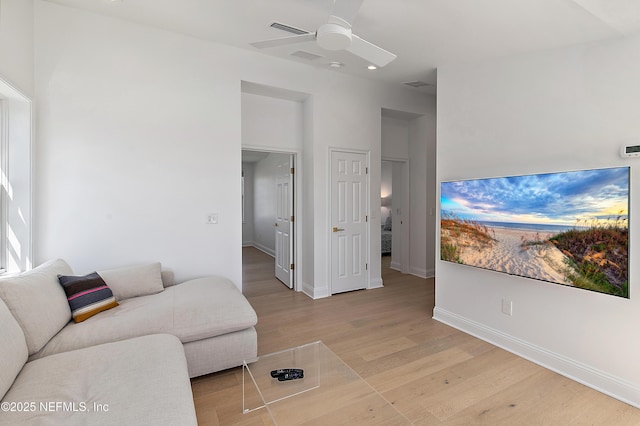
30, 276, 258, 360
98, 262, 164, 301
0, 299, 28, 400
160, 269, 174, 287
58, 272, 119, 323
0, 259, 73, 355
1, 334, 197, 425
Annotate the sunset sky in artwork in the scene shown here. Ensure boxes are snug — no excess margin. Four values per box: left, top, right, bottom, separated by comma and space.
441, 167, 629, 226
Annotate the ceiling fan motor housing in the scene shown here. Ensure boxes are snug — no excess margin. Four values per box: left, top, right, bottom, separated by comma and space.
317, 22, 352, 50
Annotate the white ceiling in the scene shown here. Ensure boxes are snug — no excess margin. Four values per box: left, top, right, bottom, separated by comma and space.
43, 0, 640, 95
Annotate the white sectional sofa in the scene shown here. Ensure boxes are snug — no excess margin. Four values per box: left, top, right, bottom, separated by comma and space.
0, 259, 258, 425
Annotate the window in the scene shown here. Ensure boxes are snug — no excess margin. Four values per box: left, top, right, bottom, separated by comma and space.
0, 78, 32, 273
241, 171, 245, 224
0, 100, 6, 272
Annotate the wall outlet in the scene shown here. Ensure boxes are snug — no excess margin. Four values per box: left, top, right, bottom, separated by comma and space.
206, 213, 218, 224
501, 299, 513, 316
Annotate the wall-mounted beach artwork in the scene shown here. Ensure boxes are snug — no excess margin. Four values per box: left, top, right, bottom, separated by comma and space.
440, 167, 629, 298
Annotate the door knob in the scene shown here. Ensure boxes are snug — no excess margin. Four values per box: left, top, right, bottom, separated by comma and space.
332, 227, 345, 232
275, 223, 278, 227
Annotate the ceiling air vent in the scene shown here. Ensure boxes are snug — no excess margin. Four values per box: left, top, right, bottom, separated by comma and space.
270, 22, 309, 35
290, 50, 323, 61
403, 81, 432, 88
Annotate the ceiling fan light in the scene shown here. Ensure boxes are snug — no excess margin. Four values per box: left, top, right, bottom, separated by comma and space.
317, 23, 352, 50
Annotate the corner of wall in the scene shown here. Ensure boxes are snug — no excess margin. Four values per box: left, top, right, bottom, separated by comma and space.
302, 280, 329, 299
370, 277, 383, 289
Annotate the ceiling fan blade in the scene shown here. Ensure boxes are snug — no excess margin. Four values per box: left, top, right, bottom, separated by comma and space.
348, 34, 397, 67
331, 0, 365, 26
251, 33, 316, 49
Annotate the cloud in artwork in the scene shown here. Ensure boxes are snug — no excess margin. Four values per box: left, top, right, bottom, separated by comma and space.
440, 167, 629, 225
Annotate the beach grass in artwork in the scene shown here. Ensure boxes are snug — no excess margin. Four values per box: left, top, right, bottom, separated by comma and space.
440, 167, 629, 298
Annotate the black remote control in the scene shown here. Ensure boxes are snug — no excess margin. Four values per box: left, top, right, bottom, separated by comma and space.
270, 368, 304, 381
277, 370, 304, 381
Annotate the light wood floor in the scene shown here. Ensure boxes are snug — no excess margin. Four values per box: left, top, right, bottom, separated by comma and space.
191, 247, 640, 425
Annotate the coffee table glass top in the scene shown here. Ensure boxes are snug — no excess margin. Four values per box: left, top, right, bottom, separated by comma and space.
243, 341, 411, 425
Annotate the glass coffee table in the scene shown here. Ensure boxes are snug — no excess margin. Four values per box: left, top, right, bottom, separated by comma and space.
243, 341, 412, 425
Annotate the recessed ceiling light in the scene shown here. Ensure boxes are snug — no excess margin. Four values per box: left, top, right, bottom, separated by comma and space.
329, 62, 344, 68
367, 65, 377, 70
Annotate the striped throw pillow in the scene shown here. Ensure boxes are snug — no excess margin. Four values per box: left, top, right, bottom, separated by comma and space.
58, 272, 119, 323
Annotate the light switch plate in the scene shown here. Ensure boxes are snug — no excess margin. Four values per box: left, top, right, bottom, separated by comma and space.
501, 299, 513, 316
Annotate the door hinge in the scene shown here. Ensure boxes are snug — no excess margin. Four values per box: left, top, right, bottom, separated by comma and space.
290, 263, 295, 270
365, 215, 368, 222
365, 263, 368, 270
291, 167, 295, 174
365, 167, 368, 174
291, 215, 294, 222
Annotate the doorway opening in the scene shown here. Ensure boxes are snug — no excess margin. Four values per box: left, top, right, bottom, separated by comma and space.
242, 149, 296, 290
381, 159, 410, 274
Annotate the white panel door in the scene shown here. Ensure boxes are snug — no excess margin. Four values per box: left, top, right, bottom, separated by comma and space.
275, 156, 293, 288
331, 151, 368, 294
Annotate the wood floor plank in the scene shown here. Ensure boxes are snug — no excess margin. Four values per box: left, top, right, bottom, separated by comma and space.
422, 356, 541, 421
190, 247, 640, 425
355, 336, 418, 362
366, 346, 474, 393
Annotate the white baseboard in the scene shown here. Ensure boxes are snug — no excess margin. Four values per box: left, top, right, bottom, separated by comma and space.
388, 263, 433, 279
408, 266, 428, 279
433, 307, 640, 409
389, 261, 402, 271
242, 242, 253, 247
369, 278, 383, 289
301, 281, 314, 299
252, 242, 275, 258
302, 281, 330, 299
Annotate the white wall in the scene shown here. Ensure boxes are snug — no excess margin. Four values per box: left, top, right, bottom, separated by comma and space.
0, 0, 34, 96
381, 116, 409, 160
417, 113, 437, 278
241, 162, 254, 246
310, 81, 385, 295
408, 115, 435, 278
35, 2, 244, 284
302, 99, 315, 292
34, 1, 433, 293
436, 34, 640, 406
241, 92, 304, 151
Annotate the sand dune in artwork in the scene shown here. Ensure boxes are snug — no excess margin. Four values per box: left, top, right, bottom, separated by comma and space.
448, 227, 572, 285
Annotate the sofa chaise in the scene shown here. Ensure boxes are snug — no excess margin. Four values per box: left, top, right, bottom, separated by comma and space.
0, 259, 258, 424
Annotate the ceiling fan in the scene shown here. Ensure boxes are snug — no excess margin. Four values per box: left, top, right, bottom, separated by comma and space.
250, 0, 397, 68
